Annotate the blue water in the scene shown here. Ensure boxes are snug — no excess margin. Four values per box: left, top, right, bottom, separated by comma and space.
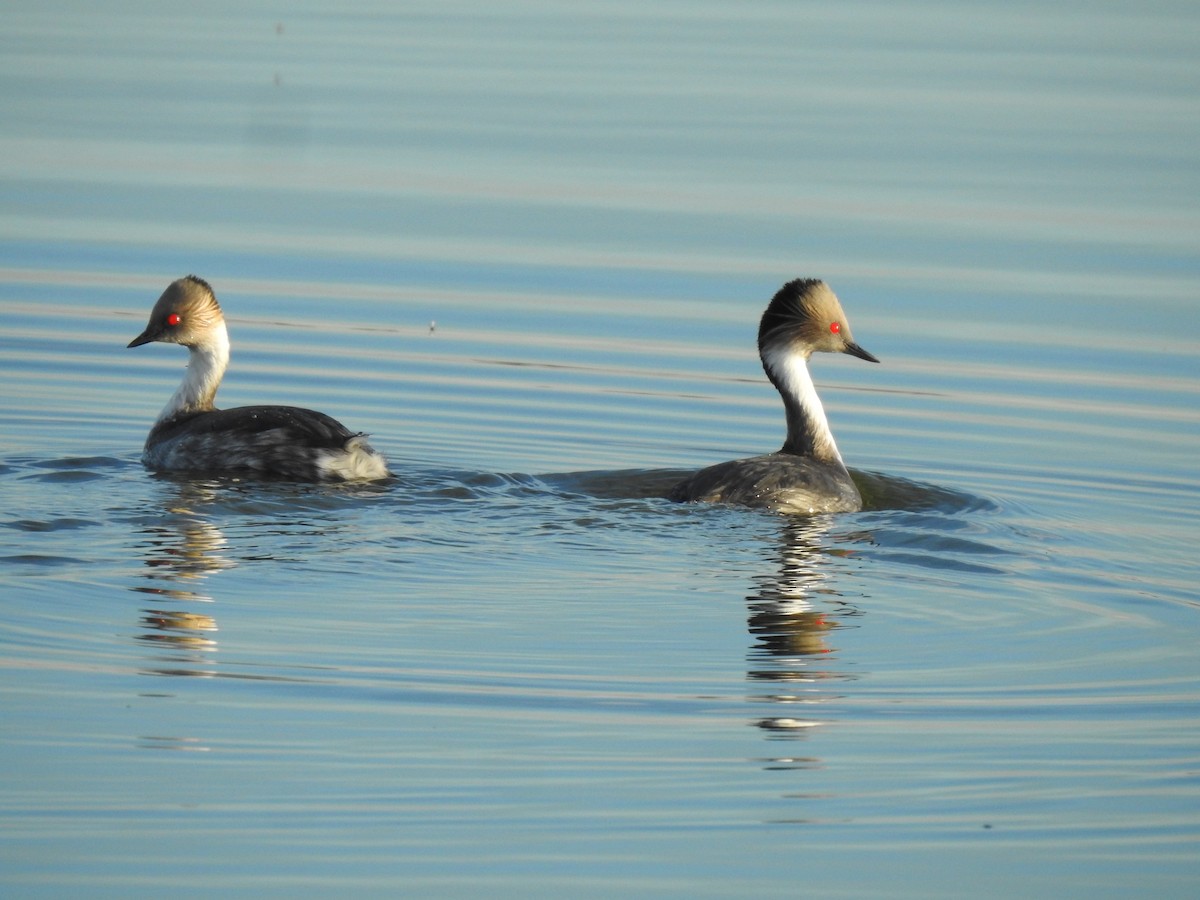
2, 2, 1199, 898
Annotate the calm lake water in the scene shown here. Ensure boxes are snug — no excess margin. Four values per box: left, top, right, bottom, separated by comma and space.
2, 2, 1198, 897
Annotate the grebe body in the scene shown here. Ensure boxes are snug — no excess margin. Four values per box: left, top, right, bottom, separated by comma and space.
128, 276, 389, 482
669, 278, 877, 514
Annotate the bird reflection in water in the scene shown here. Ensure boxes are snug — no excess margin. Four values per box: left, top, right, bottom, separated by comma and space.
746, 516, 861, 747
131, 482, 233, 677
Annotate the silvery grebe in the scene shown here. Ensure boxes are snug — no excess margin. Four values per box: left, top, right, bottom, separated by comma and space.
127, 275, 389, 481
669, 278, 878, 514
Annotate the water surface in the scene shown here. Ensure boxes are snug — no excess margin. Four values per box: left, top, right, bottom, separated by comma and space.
2, 2, 1199, 898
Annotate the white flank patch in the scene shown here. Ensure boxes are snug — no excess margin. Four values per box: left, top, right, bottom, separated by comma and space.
318, 436, 390, 481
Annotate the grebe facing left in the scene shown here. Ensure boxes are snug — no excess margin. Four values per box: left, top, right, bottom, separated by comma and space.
669, 278, 878, 514
127, 275, 390, 481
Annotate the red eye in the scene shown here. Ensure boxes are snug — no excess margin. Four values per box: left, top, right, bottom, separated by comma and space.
167, 313, 181, 326
830, 321, 841, 334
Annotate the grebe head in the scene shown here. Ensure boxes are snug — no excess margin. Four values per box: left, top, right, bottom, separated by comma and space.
758, 278, 879, 365
127, 275, 225, 349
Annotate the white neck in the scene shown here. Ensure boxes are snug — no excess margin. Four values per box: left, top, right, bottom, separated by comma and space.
157, 321, 230, 423
762, 345, 844, 463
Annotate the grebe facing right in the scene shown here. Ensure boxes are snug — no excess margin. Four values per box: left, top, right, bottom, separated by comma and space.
128, 275, 390, 482
669, 278, 878, 514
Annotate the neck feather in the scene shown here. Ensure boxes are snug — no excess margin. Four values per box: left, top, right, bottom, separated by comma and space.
761, 345, 844, 463
157, 322, 229, 422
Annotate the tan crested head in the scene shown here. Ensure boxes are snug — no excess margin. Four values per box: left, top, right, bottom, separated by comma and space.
758, 278, 878, 363
128, 275, 225, 349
